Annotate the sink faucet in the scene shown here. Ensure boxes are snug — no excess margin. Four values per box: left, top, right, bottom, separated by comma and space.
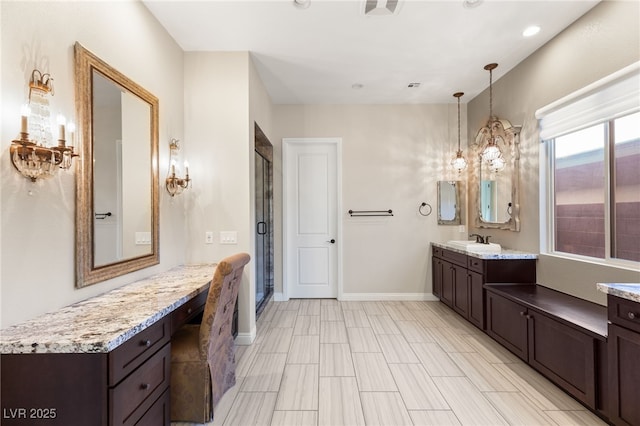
469, 233, 491, 244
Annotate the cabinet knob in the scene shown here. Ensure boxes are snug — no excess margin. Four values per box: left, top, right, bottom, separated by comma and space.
519, 311, 526, 316
628, 312, 637, 320
142, 339, 151, 347
140, 383, 150, 390
187, 307, 193, 314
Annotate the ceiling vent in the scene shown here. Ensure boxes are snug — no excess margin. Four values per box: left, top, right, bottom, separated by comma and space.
363, 0, 401, 16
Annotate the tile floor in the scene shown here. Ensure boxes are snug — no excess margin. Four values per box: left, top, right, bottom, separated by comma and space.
173, 299, 606, 426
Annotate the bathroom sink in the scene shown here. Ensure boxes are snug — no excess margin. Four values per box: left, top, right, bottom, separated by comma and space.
446, 240, 502, 253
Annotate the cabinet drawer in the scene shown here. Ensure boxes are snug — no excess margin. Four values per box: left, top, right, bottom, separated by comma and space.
440, 248, 467, 267
133, 389, 170, 426
467, 256, 484, 273
608, 295, 640, 333
172, 290, 208, 334
110, 343, 170, 426
109, 316, 170, 386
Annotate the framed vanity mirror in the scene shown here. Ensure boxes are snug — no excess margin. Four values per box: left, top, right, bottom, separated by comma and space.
437, 181, 461, 225
75, 42, 159, 288
473, 120, 521, 231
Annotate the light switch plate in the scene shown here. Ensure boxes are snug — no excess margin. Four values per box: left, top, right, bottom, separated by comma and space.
135, 232, 152, 245
220, 231, 237, 244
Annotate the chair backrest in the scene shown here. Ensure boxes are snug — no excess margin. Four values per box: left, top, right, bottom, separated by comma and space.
198, 253, 251, 357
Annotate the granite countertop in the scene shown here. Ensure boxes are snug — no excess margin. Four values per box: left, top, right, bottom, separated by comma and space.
0, 263, 215, 354
596, 283, 640, 303
432, 242, 538, 260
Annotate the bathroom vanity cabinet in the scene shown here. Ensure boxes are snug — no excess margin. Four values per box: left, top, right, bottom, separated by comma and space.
485, 284, 608, 412
431, 244, 536, 329
606, 293, 640, 426
0, 264, 213, 426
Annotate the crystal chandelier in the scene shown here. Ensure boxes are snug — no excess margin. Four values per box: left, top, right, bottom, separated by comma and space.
450, 92, 467, 174
480, 63, 503, 163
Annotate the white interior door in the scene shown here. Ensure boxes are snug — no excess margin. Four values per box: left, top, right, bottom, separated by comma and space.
284, 138, 340, 299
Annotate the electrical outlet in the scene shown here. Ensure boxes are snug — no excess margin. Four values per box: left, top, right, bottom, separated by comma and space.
205, 231, 214, 244
458, 225, 466, 234
220, 231, 237, 245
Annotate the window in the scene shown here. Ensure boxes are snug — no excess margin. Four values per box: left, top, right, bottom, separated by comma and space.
551, 112, 640, 262
536, 62, 640, 266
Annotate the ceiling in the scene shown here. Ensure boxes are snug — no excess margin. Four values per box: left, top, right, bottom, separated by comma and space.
142, 0, 599, 104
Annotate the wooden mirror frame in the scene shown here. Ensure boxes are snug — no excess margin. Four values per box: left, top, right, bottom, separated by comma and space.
472, 120, 521, 232
437, 181, 462, 225
74, 42, 159, 288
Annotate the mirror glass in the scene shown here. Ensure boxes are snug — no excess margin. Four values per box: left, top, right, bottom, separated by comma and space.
75, 42, 159, 288
473, 119, 520, 231
92, 72, 152, 266
437, 181, 461, 225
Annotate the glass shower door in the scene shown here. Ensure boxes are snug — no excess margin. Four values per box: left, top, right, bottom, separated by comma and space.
255, 151, 273, 315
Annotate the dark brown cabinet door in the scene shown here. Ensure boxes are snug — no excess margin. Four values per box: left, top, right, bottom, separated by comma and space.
440, 260, 454, 308
432, 257, 443, 298
452, 263, 469, 317
609, 324, 640, 426
468, 271, 484, 329
527, 311, 597, 409
485, 291, 528, 361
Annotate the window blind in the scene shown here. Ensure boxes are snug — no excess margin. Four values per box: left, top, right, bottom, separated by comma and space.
535, 61, 640, 141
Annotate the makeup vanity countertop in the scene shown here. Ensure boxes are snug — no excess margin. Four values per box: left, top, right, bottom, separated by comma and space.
0, 263, 215, 354
597, 283, 640, 303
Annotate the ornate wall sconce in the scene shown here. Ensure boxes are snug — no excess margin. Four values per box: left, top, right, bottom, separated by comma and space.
10, 69, 78, 182
165, 138, 191, 197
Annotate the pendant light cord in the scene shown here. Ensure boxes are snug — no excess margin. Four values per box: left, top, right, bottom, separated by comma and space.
457, 95, 461, 151
489, 67, 493, 119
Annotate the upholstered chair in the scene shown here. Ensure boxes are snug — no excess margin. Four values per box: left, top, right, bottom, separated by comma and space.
170, 252, 251, 423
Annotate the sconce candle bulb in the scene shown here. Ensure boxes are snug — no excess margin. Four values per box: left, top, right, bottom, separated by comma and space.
67, 121, 75, 147
20, 104, 30, 136
166, 138, 191, 197
57, 114, 66, 146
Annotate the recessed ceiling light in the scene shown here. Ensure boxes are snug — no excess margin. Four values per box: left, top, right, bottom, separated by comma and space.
293, 0, 310, 10
352, 83, 364, 90
523, 25, 541, 37
463, 0, 483, 9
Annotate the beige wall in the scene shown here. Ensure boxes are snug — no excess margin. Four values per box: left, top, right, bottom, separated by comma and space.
0, 1, 185, 327
183, 51, 262, 342
467, 1, 640, 305
273, 104, 470, 297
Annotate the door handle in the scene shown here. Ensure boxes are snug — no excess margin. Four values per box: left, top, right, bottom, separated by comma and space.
327, 239, 336, 244
257, 221, 267, 235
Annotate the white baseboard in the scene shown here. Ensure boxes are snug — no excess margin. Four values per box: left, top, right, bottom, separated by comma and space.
273, 292, 288, 302
234, 325, 256, 345
339, 293, 439, 302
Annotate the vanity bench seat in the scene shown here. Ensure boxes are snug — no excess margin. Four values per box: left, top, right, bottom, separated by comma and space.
0, 263, 214, 426
484, 283, 608, 417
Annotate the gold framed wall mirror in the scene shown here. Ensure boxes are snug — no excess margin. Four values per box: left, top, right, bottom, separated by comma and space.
75, 42, 159, 288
